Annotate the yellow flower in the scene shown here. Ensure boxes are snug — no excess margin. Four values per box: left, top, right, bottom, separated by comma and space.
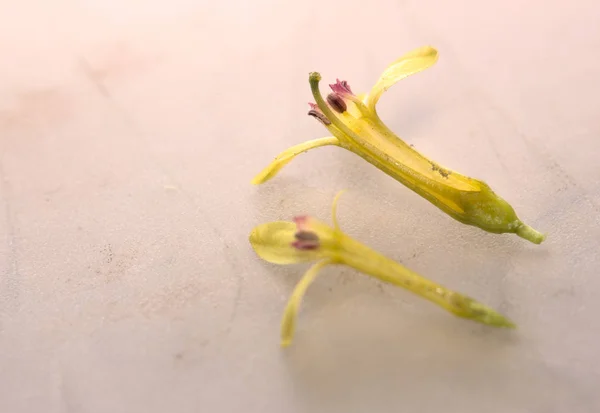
249, 192, 515, 347
252, 46, 545, 244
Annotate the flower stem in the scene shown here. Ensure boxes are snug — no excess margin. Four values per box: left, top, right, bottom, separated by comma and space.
515, 223, 546, 245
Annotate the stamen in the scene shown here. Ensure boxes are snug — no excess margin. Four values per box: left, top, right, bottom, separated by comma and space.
292, 231, 320, 250
326, 93, 347, 113
291, 219, 320, 250
307, 102, 331, 125
308, 109, 331, 125
294, 231, 319, 242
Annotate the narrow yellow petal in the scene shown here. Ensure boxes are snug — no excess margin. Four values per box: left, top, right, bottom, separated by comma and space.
281, 259, 332, 347
366, 46, 439, 109
330, 189, 347, 231
251, 137, 339, 185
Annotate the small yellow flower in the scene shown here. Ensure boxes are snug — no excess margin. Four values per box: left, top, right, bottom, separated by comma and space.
252, 46, 545, 244
249, 192, 515, 347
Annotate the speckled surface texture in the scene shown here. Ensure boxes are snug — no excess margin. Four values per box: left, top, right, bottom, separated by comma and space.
1, 1, 599, 412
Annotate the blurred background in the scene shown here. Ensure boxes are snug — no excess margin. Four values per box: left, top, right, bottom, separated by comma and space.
1, 1, 599, 412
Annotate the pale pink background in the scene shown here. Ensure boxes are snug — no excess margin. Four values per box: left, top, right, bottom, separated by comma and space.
1, 1, 599, 412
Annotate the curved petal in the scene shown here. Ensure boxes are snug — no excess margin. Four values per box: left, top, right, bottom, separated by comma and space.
249, 221, 319, 265
251, 137, 339, 184
281, 259, 332, 347
366, 46, 439, 109
330, 189, 347, 231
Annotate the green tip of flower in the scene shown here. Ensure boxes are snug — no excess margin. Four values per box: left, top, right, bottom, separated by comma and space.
309, 72, 322, 83
515, 223, 546, 244
449, 294, 517, 329
466, 301, 517, 328
482, 312, 517, 329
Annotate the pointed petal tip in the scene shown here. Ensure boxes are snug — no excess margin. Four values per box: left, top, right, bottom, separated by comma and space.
407, 45, 438, 57
248, 226, 260, 247
250, 168, 272, 185
366, 46, 440, 109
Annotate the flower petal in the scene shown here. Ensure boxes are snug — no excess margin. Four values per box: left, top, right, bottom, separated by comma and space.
280, 259, 332, 347
330, 189, 346, 231
366, 46, 439, 109
249, 221, 319, 264
251, 137, 339, 185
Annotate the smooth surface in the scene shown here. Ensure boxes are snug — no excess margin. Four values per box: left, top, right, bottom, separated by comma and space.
1, 1, 599, 412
